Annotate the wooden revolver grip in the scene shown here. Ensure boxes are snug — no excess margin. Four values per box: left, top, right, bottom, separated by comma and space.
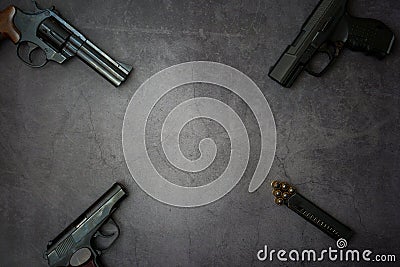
0, 6, 20, 43
67, 258, 98, 267
81, 259, 98, 267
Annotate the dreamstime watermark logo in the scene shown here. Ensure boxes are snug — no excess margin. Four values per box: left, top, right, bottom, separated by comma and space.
122, 61, 276, 207
257, 238, 397, 263
336, 238, 347, 249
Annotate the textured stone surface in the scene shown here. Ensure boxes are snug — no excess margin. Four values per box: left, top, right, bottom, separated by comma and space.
0, 0, 399, 266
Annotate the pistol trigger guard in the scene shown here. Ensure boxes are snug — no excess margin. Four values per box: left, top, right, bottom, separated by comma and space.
93, 218, 120, 252
318, 42, 335, 59
305, 58, 335, 77
306, 41, 343, 77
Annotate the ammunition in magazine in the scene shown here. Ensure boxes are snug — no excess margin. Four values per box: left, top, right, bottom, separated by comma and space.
271, 180, 353, 241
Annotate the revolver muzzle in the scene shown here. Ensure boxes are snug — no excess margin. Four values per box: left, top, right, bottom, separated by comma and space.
76, 39, 132, 87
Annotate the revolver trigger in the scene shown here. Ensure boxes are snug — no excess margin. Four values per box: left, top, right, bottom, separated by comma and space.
93, 218, 120, 251
27, 43, 39, 60
17, 41, 48, 68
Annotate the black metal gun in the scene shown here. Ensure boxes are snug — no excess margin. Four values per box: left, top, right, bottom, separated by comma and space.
0, 2, 132, 86
268, 0, 395, 88
44, 183, 128, 267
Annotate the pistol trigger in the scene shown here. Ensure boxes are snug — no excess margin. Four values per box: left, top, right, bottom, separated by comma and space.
93, 218, 120, 251
27, 43, 39, 62
317, 43, 334, 60
333, 41, 344, 57
94, 231, 105, 238
94, 230, 114, 238
306, 42, 343, 77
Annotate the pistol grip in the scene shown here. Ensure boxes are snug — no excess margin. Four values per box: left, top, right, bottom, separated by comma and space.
79, 259, 96, 267
70, 258, 99, 267
346, 16, 395, 59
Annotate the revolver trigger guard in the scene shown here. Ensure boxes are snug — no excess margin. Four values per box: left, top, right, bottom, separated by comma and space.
17, 42, 48, 68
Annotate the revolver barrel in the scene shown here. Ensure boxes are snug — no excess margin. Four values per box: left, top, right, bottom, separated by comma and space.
76, 39, 132, 87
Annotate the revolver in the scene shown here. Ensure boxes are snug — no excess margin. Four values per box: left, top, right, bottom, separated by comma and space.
269, 0, 395, 88
0, 2, 132, 86
44, 183, 127, 267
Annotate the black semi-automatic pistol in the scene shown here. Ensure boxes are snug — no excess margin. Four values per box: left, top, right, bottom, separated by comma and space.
44, 183, 128, 267
0, 2, 132, 86
269, 0, 395, 87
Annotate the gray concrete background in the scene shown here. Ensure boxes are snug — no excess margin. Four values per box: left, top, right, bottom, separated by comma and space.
0, 0, 399, 266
